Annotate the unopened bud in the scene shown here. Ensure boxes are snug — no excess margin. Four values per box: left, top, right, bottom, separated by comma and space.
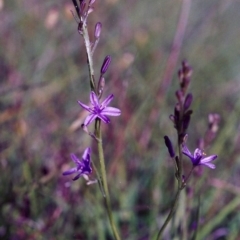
98, 76, 105, 97
164, 136, 175, 158
101, 55, 111, 74
176, 90, 184, 104
184, 93, 193, 110
94, 22, 102, 39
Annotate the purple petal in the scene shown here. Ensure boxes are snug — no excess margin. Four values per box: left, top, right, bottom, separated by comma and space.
90, 91, 99, 107
98, 114, 110, 124
182, 145, 193, 159
101, 107, 121, 116
84, 114, 98, 126
72, 172, 82, 181
82, 147, 91, 161
100, 94, 114, 108
71, 154, 81, 164
201, 162, 216, 169
62, 167, 77, 175
193, 148, 202, 158
200, 155, 217, 163
78, 101, 92, 112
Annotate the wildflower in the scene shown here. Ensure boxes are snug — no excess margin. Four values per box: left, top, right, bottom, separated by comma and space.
63, 147, 92, 181
78, 91, 121, 126
182, 144, 217, 169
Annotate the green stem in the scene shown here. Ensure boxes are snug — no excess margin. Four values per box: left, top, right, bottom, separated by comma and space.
96, 120, 121, 240
82, 21, 95, 91
156, 189, 181, 239
156, 117, 185, 239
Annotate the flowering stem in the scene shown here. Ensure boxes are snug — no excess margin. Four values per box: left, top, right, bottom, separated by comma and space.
82, 21, 95, 91
156, 189, 181, 239
96, 119, 121, 240
156, 108, 186, 238
156, 139, 183, 239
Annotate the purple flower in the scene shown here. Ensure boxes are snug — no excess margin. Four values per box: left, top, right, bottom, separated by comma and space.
63, 147, 92, 181
182, 144, 217, 169
78, 91, 121, 126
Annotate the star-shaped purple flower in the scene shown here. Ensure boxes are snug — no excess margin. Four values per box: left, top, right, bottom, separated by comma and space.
78, 91, 121, 126
182, 144, 217, 169
62, 147, 92, 181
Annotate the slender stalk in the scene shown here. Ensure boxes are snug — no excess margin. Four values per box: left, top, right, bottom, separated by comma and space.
82, 21, 95, 91
95, 120, 121, 240
156, 139, 183, 240
156, 189, 181, 239
156, 103, 186, 239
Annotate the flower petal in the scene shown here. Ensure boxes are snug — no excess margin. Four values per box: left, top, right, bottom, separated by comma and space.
101, 107, 121, 116
90, 91, 99, 107
98, 114, 110, 124
201, 162, 216, 169
200, 155, 217, 163
100, 94, 114, 108
82, 147, 91, 161
71, 154, 81, 164
84, 114, 97, 126
62, 167, 77, 175
78, 101, 92, 112
182, 144, 193, 159
72, 172, 82, 181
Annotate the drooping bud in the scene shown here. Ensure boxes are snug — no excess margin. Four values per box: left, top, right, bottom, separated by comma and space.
164, 136, 175, 158
184, 93, 193, 110
94, 22, 102, 39
100, 55, 111, 74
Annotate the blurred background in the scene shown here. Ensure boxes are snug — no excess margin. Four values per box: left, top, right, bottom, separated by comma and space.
1, 0, 240, 239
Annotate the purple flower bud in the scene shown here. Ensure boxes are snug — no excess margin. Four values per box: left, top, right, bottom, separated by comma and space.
94, 22, 102, 39
184, 93, 193, 110
164, 136, 175, 158
182, 110, 192, 131
101, 55, 111, 74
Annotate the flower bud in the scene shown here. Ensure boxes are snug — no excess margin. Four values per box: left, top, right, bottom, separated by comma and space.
164, 136, 175, 158
94, 22, 102, 39
184, 93, 193, 110
101, 55, 111, 74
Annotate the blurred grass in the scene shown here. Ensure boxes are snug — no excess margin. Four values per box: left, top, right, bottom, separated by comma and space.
1, 0, 240, 239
